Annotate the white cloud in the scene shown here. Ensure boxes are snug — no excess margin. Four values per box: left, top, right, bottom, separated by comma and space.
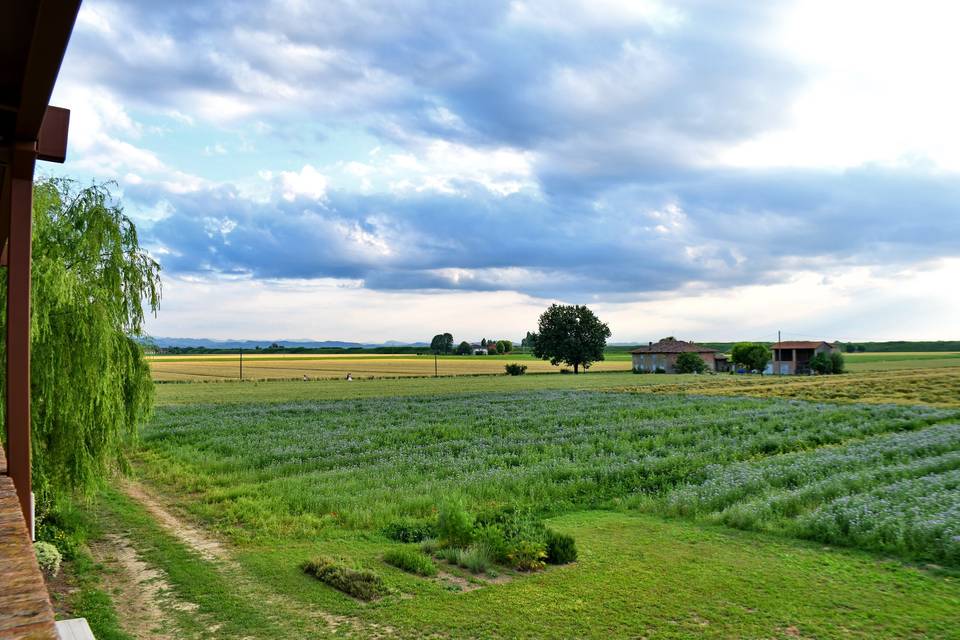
278, 165, 329, 201
720, 0, 960, 172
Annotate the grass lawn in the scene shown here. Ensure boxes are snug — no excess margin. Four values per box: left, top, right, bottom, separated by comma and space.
88, 488, 960, 639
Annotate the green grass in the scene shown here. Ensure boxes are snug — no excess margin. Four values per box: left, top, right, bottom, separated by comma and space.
92, 492, 960, 638
153, 370, 647, 406
97, 375, 960, 637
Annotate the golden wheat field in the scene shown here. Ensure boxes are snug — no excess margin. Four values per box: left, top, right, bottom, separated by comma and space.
615, 367, 960, 408
148, 353, 633, 381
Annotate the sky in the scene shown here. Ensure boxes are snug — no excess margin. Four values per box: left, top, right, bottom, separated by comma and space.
47, 0, 960, 343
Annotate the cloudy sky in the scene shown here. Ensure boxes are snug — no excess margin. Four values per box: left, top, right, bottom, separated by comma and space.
48, 0, 960, 343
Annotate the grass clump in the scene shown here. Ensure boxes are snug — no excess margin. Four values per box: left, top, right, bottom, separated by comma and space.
301, 556, 386, 601
383, 548, 437, 577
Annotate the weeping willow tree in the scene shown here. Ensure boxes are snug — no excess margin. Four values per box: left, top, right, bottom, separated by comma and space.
0, 178, 160, 507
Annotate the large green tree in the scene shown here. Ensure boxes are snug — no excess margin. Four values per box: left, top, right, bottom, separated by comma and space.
531, 304, 610, 374
0, 179, 161, 505
731, 342, 771, 373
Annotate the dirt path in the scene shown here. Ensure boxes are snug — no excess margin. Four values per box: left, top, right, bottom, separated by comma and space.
89, 534, 199, 640
114, 480, 399, 638
120, 480, 228, 563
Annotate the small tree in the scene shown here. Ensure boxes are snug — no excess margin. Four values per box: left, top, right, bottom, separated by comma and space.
830, 351, 845, 374
500, 339, 513, 353
731, 342, 771, 373
675, 352, 707, 374
809, 352, 833, 374
456, 341, 472, 355
531, 304, 611, 374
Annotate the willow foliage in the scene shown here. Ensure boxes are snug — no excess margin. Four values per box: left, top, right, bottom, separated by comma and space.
0, 179, 161, 504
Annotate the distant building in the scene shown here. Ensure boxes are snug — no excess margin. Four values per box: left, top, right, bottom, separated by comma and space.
630, 338, 723, 373
470, 343, 489, 355
770, 341, 839, 375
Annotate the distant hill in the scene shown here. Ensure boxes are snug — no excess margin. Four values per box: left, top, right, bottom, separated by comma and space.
143, 337, 430, 354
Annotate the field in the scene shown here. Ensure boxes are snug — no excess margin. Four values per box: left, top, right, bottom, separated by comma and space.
55, 366, 960, 639
148, 352, 633, 381
147, 350, 960, 382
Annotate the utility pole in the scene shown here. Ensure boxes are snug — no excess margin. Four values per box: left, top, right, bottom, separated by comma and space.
240, 348, 243, 381
434, 352, 438, 377
777, 330, 781, 376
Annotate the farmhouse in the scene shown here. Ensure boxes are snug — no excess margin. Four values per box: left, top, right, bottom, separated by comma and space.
470, 343, 488, 355
630, 338, 723, 373
771, 341, 839, 375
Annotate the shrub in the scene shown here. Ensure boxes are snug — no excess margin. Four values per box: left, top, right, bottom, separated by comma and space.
810, 352, 833, 375
504, 363, 528, 376
34, 541, 62, 576
437, 501, 474, 547
507, 540, 547, 571
545, 529, 578, 564
675, 352, 708, 374
301, 556, 386, 601
458, 544, 493, 574
655, 367, 666, 374
830, 351, 845, 374
383, 548, 437, 577
382, 517, 435, 543
473, 524, 509, 563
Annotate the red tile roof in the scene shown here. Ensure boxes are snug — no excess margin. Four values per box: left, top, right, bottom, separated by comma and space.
630, 339, 718, 354
772, 341, 835, 349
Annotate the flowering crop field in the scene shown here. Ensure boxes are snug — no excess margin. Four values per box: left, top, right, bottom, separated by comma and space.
139, 391, 959, 565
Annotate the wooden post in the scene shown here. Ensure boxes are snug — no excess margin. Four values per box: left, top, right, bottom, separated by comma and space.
6, 149, 35, 535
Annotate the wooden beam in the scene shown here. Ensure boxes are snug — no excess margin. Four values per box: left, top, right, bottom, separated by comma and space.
5, 150, 35, 533
36, 106, 68, 163
14, 0, 82, 141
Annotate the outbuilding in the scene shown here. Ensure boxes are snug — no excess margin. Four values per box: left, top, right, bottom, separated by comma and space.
770, 341, 839, 375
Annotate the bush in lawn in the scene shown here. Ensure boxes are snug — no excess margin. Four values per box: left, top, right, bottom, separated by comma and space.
507, 539, 547, 571
545, 529, 578, 564
458, 544, 493, 574
473, 524, 509, 563
301, 556, 386, 601
383, 548, 437, 577
34, 541, 62, 576
437, 501, 474, 547
504, 363, 528, 376
382, 517, 435, 543
675, 352, 708, 374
